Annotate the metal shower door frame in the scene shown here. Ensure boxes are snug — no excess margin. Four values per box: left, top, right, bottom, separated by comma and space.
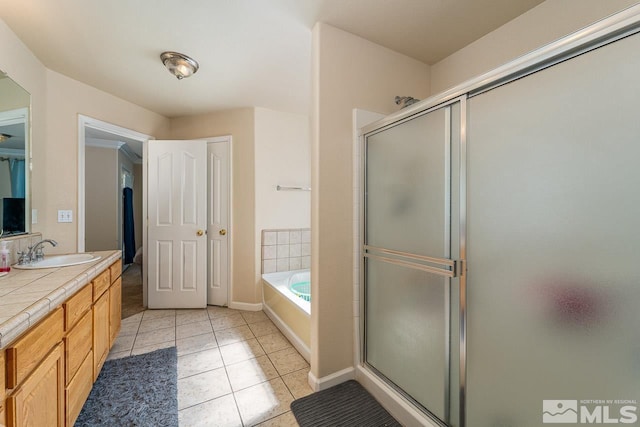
360, 95, 467, 427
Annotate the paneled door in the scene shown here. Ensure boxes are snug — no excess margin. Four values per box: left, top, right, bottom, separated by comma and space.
147, 140, 207, 308
207, 138, 230, 306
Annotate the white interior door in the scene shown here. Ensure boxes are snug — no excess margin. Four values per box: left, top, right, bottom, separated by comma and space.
207, 138, 230, 306
147, 140, 207, 308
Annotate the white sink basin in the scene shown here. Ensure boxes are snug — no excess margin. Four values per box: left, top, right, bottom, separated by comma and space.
14, 253, 101, 269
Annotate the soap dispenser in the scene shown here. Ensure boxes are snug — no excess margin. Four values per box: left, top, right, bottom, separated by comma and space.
0, 241, 10, 272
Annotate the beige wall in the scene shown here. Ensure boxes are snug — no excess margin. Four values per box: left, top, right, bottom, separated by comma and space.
311, 22, 430, 378
430, 0, 639, 94
1, 17, 170, 253
43, 70, 169, 254
170, 108, 257, 304
254, 107, 310, 280
85, 146, 118, 251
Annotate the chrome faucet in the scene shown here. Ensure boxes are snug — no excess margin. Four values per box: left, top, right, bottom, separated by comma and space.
26, 239, 58, 262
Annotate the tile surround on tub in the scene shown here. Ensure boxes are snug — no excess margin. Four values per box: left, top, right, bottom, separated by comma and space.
261, 228, 311, 273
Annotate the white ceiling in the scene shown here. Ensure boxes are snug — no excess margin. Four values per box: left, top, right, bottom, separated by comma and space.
0, 0, 544, 118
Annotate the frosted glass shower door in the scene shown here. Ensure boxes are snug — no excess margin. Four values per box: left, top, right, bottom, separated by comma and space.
466, 32, 640, 426
364, 102, 461, 426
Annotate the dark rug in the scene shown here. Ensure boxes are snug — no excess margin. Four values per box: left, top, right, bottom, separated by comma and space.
75, 347, 178, 427
291, 380, 402, 427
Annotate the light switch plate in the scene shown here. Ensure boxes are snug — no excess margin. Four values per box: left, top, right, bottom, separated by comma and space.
32, 209, 37, 224
57, 210, 73, 223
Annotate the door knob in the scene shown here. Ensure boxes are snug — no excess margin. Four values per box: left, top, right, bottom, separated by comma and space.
196, 230, 204, 236
219, 229, 227, 236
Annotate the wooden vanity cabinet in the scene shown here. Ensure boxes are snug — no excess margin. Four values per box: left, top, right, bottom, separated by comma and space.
91, 266, 111, 381
1, 350, 5, 427
5, 309, 65, 427
2, 257, 122, 427
63, 284, 93, 427
109, 277, 122, 347
7, 344, 64, 427
109, 259, 122, 347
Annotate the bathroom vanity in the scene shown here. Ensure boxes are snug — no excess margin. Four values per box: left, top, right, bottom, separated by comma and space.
0, 250, 121, 426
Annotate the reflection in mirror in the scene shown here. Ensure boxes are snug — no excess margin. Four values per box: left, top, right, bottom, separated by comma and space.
0, 72, 30, 236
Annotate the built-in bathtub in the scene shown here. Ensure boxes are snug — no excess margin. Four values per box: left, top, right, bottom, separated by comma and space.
262, 269, 310, 362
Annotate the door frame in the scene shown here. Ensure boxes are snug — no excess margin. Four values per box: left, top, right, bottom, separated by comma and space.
78, 115, 152, 305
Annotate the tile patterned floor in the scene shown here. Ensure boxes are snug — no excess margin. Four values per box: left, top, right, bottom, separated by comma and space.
107, 307, 313, 426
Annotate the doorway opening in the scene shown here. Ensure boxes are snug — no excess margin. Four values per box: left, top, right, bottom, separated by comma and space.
78, 115, 151, 314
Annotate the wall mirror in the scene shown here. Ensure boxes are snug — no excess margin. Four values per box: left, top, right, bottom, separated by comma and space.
0, 71, 30, 236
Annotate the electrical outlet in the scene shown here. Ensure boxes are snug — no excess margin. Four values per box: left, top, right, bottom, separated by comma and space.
57, 210, 73, 223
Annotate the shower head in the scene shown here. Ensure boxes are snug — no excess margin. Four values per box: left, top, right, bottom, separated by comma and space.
395, 96, 420, 109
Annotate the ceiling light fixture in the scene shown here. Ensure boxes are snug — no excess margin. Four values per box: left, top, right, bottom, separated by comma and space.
0, 133, 12, 143
160, 51, 199, 80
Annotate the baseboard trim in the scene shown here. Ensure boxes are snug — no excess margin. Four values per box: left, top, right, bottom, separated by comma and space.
262, 303, 311, 362
229, 301, 263, 311
356, 366, 438, 427
307, 366, 356, 392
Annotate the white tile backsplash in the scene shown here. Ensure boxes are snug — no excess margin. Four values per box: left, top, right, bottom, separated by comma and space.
301, 243, 311, 256
289, 257, 301, 270
263, 231, 277, 246
289, 231, 301, 244
289, 244, 301, 257
277, 231, 289, 245
261, 228, 310, 274
276, 245, 290, 258
1, 233, 42, 265
262, 245, 277, 260
276, 258, 290, 272
301, 256, 311, 269
263, 259, 277, 274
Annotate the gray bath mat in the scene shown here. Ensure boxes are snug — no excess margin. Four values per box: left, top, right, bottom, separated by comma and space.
75, 347, 178, 427
290, 380, 402, 427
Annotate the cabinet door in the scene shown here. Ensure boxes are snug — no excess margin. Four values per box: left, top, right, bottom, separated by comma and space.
1, 349, 5, 404
92, 290, 110, 381
6, 343, 64, 427
0, 349, 4, 426
109, 277, 122, 346
65, 350, 93, 427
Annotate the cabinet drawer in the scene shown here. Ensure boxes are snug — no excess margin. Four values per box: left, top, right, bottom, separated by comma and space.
5, 307, 64, 389
110, 259, 122, 283
65, 349, 93, 427
92, 268, 111, 302
63, 283, 92, 331
64, 309, 92, 385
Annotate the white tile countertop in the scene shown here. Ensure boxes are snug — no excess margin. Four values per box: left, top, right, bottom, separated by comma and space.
0, 250, 121, 349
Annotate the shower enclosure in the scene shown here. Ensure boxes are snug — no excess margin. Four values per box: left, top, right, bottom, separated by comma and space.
360, 6, 640, 427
